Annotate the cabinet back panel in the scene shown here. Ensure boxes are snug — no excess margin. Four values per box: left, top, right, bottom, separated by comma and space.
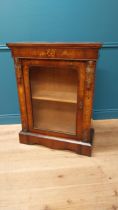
32, 100, 76, 134
30, 66, 78, 103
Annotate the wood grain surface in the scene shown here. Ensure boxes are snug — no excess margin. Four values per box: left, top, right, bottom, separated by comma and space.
7, 43, 101, 155
0, 119, 118, 210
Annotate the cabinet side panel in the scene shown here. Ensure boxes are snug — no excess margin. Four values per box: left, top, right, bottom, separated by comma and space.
14, 58, 28, 131
82, 61, 96, 142
23, 64, 34, 130
76, 62, 86, 139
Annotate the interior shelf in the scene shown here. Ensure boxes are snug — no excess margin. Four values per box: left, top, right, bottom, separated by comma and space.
32, 91, 77, 103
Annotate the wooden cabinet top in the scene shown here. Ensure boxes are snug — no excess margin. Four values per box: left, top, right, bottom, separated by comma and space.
7, 42, 102, 60
7, 42, 102, 48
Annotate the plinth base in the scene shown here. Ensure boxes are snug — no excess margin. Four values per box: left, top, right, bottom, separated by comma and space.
19, 129, 94, 156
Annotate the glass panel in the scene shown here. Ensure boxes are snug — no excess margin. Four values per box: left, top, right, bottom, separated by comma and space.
29, 66, 78, 134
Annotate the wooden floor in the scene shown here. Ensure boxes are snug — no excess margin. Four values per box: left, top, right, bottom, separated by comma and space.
0, 120, 118, 210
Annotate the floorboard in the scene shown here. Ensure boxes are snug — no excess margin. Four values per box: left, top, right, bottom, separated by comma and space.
0, 120, 118, 210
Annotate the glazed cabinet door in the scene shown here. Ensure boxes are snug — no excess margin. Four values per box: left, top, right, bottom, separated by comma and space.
22, 59, 87, 141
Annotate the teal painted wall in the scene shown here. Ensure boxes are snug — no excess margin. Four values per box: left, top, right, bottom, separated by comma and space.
0, 0, 118, 124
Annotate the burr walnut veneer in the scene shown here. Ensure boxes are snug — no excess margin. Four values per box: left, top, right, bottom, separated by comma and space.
7, 43, 101, 156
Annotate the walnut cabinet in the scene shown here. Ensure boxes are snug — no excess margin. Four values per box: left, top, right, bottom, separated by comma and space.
7, 43, 102, 156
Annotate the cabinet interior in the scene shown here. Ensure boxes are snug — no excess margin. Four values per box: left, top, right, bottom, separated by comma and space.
29, 66, 78, 134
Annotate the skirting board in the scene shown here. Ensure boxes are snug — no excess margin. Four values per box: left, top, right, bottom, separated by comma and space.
0, 109, 118, 124
0, 114, 21, 124
93, 109, 118, 120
